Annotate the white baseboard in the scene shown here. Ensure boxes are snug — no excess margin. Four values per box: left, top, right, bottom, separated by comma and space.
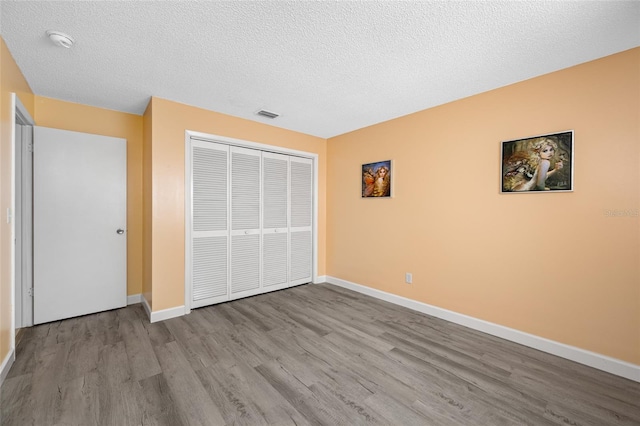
325, 276, 640, 383
127, 294, 142, 305
0, 348, 16, 388
147, 301, 186, 323
314, 275, 327, 284
142, 295, 152, 319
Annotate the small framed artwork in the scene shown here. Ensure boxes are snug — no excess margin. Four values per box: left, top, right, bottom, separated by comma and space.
362, 160, 392, 198
501, 130, 573, 193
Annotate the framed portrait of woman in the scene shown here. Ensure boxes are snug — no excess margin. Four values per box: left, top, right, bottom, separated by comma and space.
362, 160, 392, 198
501, 130, 573, 193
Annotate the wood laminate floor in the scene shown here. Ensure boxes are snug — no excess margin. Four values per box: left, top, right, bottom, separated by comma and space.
1, 283, 639, 425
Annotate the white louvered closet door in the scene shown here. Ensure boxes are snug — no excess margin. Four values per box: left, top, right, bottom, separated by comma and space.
230, 146, 262, 297
262, 152, 289, 288
191, 141, 230, 308
289, 156, 313, 286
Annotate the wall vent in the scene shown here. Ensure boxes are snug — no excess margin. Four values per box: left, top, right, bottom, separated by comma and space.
256, 109, 280, 119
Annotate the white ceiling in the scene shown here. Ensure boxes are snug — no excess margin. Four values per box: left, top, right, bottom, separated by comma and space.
1, 1, 639, 139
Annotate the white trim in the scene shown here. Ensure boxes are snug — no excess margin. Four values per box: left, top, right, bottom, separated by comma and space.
312, 155, 319, 284
326, 276, 640, 383
0, 349, 15, 389
184, 132, 192, 314
149, 305, 186, 323
188, 130, 318, 159
314, 275, 327, 283
8, 94, 36, 369
10, 94, 17, 355
127, 294, 142, 305
142, 295, 152, 319
142, 291, 185, 323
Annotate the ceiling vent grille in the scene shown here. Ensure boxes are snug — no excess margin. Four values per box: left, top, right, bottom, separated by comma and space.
256, 109, 280, 119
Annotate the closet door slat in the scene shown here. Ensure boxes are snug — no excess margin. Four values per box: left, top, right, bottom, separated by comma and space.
193, 236, 228, 300
290, 231, 312, 281
191, 141, 230, 308
291, 160, 312, 228
263, 155, 288, 229
193, 147, 228, 232
262, 152, 289, 288
289, 157, 313, 286
263, 233, 288, 286
230, 146, 261, 295
232, 149, 261, 231
231, 234, 261, 294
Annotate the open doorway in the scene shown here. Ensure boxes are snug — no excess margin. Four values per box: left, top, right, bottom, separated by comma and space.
11, 93, 35, 347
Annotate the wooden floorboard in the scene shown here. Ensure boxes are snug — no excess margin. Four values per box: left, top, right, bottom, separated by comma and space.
1, 283, 639, 425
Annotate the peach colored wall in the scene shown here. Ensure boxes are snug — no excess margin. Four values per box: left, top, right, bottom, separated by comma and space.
149, 97, 326, 311
34, 97, 144, 298
0, 37, 34, 365
142, 100, 153, 308
327, 48, 640, 364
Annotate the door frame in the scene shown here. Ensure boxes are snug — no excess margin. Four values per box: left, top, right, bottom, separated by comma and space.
10, 93, 35, 354
184, 130, 319, 313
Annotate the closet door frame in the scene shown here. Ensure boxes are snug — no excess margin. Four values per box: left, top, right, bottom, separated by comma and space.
184, 130, 319, 314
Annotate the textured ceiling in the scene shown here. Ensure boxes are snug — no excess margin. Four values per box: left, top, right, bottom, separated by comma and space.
1, 1, 639, 138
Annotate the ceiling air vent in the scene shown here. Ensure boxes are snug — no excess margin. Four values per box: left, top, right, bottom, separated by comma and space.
256, 109, 280, 119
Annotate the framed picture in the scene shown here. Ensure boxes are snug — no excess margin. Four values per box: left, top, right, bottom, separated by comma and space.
362, 160, 392, 198
501, 130, 573, 193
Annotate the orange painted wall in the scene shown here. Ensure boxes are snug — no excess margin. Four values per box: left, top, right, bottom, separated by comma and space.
0, 37, 34, 365
149, 97, 326, 311
34, 97, 144, 298
327, 48, 640, 364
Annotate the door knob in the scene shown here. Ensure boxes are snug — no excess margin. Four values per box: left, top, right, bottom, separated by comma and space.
116, 228, 125, 235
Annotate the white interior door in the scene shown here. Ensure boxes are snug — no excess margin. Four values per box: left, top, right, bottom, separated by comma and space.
262, 152, 289, 288
289, 156, 313, 286
191, 141, 229, 308
230, 146, 261, 297
33, 127, 127, 324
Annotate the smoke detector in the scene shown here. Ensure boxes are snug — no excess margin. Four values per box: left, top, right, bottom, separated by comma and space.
46, 30, 75, 48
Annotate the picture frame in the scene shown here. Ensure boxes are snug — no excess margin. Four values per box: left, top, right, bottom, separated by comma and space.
501, 130, 573, 193
362, 160, 392, 198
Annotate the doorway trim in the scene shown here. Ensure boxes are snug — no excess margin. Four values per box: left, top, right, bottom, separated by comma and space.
183, 130, 319, 314
1, 93, 35, 387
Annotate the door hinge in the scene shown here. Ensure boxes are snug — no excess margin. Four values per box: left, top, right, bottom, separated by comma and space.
27, 288, 33, 297
28, 144, 33, 153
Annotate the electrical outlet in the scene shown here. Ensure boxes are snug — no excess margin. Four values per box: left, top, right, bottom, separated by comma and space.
405, 272, 412, 284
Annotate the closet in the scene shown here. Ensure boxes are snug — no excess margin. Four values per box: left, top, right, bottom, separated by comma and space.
188, 136, 314, 309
